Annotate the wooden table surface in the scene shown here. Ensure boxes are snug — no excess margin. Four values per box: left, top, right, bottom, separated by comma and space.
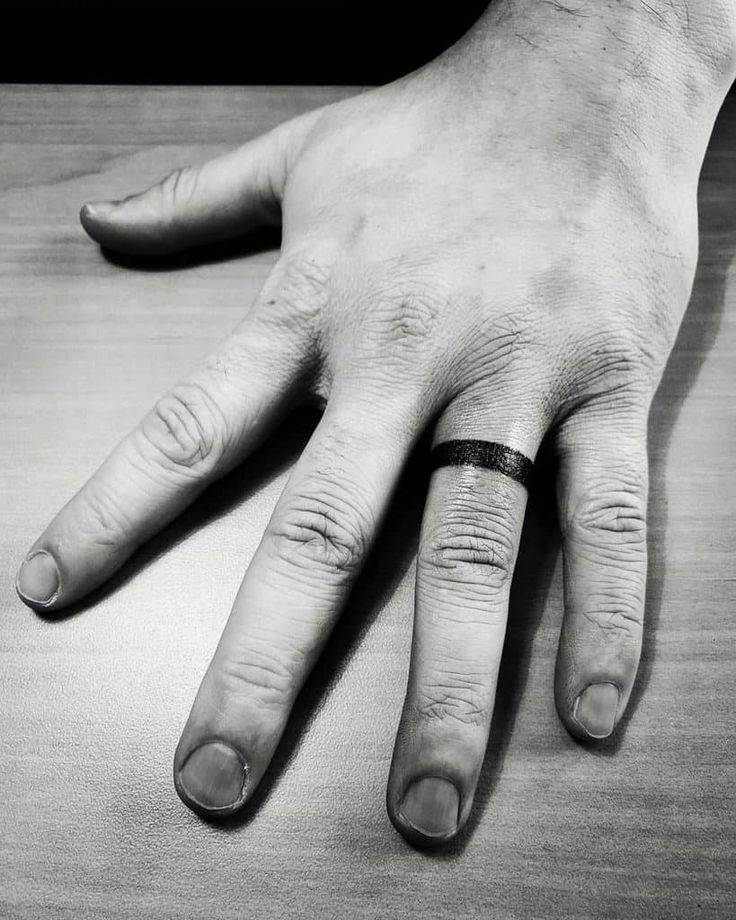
1, 85, 734, 920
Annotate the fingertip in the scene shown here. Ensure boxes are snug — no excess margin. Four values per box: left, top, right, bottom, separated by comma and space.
573, 681, 620, 739
80, 193, 179, 256
16, 549, 61, 610
174, 741, 250, 820
80, 201, 120, 246
557, 679, 622, 742
389, 775, 463, 849
80, 200, 114, 225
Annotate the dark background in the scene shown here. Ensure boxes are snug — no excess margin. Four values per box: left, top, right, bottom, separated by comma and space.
5, 2, 489, 85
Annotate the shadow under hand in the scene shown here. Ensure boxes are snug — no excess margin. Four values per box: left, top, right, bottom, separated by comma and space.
100, 225, 282, 272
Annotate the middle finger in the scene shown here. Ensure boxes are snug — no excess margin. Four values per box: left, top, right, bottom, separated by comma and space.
173, 380, 428, 817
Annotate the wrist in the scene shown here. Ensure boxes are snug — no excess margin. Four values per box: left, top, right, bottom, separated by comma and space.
478, 0, 736, 90
444, 1, 736, 183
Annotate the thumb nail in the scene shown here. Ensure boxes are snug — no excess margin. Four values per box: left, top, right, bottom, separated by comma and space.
573, 682, 620, 739
81, 201, 116, 223
176, 741, 248, 815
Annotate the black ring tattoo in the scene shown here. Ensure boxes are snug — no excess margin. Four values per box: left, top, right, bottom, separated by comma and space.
429, 440, 534, 489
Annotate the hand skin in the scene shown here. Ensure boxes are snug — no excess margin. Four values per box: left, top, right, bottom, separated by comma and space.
16, 1, 736, 846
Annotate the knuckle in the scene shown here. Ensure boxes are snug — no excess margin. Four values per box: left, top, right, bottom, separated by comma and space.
268, 488, 367, 579
416, 675, 491, 727
446, 310, 551, 405
75, 485, 131, 547
597, 326, 653, 374
419, 513, 516, 594
571, 322, 657, 400
159, 166, 198, 228
352, 268, 446, 378
261, 248, 333, 336
369, 287, 441, 350
468, 308, 540, 373
567, 473, 648, 545
138, 382, 227, 475
581, 593, 644, 643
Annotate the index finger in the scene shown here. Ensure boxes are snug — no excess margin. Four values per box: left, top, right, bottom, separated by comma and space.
15, 302, 309, 612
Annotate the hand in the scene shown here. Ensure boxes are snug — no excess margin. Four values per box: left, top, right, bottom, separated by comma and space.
16, 5, 733, 846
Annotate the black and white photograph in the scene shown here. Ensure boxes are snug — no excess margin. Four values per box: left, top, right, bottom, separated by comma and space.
1, 2, 735, 918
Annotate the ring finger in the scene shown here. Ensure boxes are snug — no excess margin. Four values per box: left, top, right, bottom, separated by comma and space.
173, 379, 430, 816
386, 386, 547, 847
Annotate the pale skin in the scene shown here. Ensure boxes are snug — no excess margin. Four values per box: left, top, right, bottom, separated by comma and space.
15, 0, 736, 846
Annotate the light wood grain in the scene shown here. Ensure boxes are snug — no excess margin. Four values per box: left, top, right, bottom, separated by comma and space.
0, 84, 734, 920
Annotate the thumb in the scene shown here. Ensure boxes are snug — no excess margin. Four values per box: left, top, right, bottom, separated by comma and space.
80, 111, 319, 256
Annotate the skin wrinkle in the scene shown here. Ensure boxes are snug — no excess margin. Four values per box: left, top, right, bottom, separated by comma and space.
265, 250, 334, 345
420, 577, 515, 610
124, 439, 202, 494
585, 587, 645, 614
419, 509, 519, 556
420, 604, 507, 629
138, 383, 235, 477
215, 655, 293, 712
220, 654, 295, 699
571, 500, 647, 535
263, 437, 387, 582
419, 554, 516, 594
579, 608, 644, 643
362, 289, 442, 354
151, 397, 212, 469
423, 501, 519, 535
540, 1, 590, 16
586, 578, 644, 601
421, 665, 495, 688
564, 473, 649, 523
269, 490, 371, 578
75, 488, 132, 547
416, 687, 491, 727
571, 546, 647, 572
257, 560, 347, 599
227, 625, 314, 675
161, 168, 199, 248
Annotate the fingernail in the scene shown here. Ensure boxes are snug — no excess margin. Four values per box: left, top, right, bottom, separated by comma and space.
16, 550, 61, 606
81, 201, 114, 222
399, 776, 460, 840
573, 682, 620, 739
177, 741, 248, 814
